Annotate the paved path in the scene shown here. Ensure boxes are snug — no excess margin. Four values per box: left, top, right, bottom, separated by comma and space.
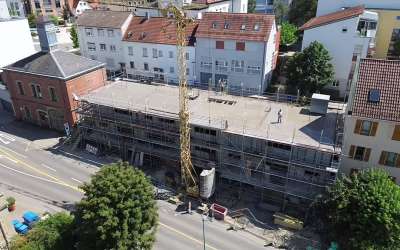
0, 112, 274, 250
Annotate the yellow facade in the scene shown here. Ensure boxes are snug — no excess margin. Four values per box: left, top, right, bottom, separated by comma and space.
373, 9, 400, 59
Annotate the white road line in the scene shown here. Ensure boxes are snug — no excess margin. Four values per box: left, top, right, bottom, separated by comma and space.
0, 133, 15, 141
41, 163, 56, 172
71, 178, 83, 184
0, 145, 28, 158
0, 138, 10, 144
0, 154, 19, 164
0, 163, 63, 185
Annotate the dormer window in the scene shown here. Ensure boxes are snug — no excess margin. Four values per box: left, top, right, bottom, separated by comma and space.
212, 22, 217, 29
240, 24, 246, 30
254, 23, 260, 31
224, 22, 230, 29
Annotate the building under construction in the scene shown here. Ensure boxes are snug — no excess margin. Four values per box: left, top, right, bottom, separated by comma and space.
75, 80, 344, 218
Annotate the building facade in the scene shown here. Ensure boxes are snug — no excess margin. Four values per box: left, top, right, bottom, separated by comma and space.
195, 13, 278, 95
121, 16, 197, 84
301, 6, 378, 98
342, 58, 400, 184
316, 0, 400, 59
29, 0, 66, 16
76, 10, 133, 76
6, 0, 25, 17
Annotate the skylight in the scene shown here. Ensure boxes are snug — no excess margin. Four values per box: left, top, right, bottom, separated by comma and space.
254, 23, 260, 31
368, 89, 380, 103
240, 24, 246, 30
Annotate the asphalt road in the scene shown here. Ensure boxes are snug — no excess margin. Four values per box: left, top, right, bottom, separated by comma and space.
0, 112, 271, 250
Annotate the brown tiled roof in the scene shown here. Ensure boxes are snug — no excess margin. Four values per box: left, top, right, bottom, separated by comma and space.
76, 10, 131, 28
300, 5, 365, 31
122, 16, 198, 46
351, 59, 400, 122
196, 13, 275, 42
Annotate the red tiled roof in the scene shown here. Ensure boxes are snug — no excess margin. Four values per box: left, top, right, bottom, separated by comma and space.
196, 13, 275, 42
300, 5, 365, 31
122, 16, 198, 46
351, 59, 400, 122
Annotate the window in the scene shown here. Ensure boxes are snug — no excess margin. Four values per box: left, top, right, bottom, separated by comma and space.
30, 84, 42, 99
97, 29, 104, 37
16, 81, 24, 95
128, 46, 133, 56
342, 26, 348, 33
90, 55, 97, 60
216, 41, 224, 49
379, 151, 400, 167
212, 21, 217, 29
354, 120, 378, 136
236, 42, 245, 51
110, 45, 116, 52
168, 51, 173, 58
87, 42, 96, 51
55, 0, 61, 7
85, 28, 93, 36
387, 29, 400, 59
100, 43, 106, 51
186, 68, 189, 76
169, 67, 174, 73
231, 60, 244, 72
152, 48, 158, 58
34, 1, 40, 8
107, 29, 114, 37
158, 50, 163, 57
144, 63, 149, 71
224, 22, 230, 29
130, 61, 135, 69
194, 127, 216, 136
254, 23, 260, 31
368, 89, 380, 103
23, 106, 31, 120
49, 87, 57, 102
143, 48, 148, 57
240, 24, 246, 30
247, 65, 261, 74
200, 61, 212, 70
348, 145, 371, 162
185, 52, 189, 60
392, 125, 400, 141
215, 60, 228, 72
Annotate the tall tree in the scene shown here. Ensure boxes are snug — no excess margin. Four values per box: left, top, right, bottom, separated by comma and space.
286, 41, 334, 95
70, 25, 79, 49
288, 0, 318, 26
314, 169, 400, 250
247, 0, 256, 13
74, 162, 158, 250
27, 13, 36, 28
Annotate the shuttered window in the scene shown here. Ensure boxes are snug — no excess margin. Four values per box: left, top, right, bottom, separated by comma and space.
216, 41, 224, 49
349, 145, 371, 162
392, 125, 400, 141
236, 42, 245, 51
354, 119, 378, 136
379, 151, 400, 167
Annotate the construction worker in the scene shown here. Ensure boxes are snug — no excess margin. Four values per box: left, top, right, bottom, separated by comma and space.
277, 109, 283, 123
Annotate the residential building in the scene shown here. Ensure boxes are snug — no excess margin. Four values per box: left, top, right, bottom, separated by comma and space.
255, 0, 292, 14
75, 80, 343, 218
300, 6, 378, 98
29, 0, 65, 16
2, 16, 106, 131
122, 16, 197, 84
195, 13, 279, 95
72, 0, 91, 16
342, 58, 400, 184
0, 0, 35, 73
76, 10, 133, 76
316, 0, 400, 59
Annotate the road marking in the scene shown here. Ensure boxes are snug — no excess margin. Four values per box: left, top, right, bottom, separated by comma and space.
41, 163, 56, 172
0, 163, 65, 186
0, 145, 27, 158
159, 222, 218, 250
71, 178, 83, 184
0, 133, 15, 141
0, 147, 82, 193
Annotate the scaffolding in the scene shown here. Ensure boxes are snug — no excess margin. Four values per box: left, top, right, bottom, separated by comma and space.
74, 81, 344, 218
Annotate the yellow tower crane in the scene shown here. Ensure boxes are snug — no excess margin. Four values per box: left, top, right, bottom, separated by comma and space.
161, 6, 199, 197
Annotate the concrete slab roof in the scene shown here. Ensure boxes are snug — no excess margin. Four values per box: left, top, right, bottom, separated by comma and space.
81, 81, 344, 152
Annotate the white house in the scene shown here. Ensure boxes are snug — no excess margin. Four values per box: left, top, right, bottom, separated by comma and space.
121, 15, 197, 85
195, 12, 279, 95
76, 10, 133, 76
73, 0, 91, 16
316, 0, 400, 16
342, 58, 400, 184
0, 0, 35, 71
300, 6, 378, 98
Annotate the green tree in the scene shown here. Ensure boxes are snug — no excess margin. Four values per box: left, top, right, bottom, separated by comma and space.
273, 0, 288, 24
11, 212, 74, 250
247, 0, 256, 13
288, 0, 317, 26
280, 21, 298, 46
49, 15, 59, 26
70, 25, 79, 49
74, 162, 158, 250
314, 169, 400, 250
27, 13, 37, 28
286, 41, 334, 95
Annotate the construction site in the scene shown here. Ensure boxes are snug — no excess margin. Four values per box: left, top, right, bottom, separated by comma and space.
73, 80, 344, 219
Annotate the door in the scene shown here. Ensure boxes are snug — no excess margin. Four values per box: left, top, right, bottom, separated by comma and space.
37, 110, 50, 128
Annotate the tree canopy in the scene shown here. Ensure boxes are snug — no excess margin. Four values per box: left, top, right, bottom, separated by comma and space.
288, 0, 318, 26
11, 212, 74, 250
286, 41, 334, 95
314, 169, 400, 250
74, 162, 158, 250
280, 21, 298, 46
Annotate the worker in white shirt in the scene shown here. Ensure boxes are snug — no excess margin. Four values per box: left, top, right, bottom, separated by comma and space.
277, 109, 283, 123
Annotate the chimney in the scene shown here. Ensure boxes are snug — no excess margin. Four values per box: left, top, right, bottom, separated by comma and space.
0, 0, 10, 19
36, 15, 58, 52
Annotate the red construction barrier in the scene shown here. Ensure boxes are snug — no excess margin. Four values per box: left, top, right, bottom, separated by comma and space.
211, 203, 228, 220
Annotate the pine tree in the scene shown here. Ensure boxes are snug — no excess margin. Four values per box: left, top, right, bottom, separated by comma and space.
70, 25, 79, 49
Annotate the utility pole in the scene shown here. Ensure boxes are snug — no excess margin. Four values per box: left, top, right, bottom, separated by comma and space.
202, 215, 206, 250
